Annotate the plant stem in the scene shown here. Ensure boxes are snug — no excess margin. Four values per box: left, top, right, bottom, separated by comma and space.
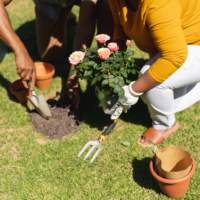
125, 62, 128, 72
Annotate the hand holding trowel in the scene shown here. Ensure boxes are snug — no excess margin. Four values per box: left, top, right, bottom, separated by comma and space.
26, 78, 52, 119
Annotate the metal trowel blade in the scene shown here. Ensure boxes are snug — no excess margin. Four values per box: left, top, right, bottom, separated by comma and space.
37, 95, 52, 119
26, 95, 39, 108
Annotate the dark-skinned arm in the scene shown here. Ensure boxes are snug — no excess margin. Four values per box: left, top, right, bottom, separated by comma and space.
0, 0, 36, 86
131, 70, 159, 93
67, 0, 97, 110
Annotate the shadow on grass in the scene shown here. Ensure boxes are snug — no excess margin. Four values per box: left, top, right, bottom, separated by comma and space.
132, 157, 162, 194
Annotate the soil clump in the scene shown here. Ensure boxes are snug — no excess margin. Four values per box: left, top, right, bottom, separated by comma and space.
29, 94, 81, 139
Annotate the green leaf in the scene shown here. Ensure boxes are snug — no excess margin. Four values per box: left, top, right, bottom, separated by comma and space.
93, 63, 98, 69
112, 63, 120, 68
118, 80, 125, 87
96, 144, 103, 149
114, 58, 122, 62
87, 61, 95, 66
111, 70, 119, 75
109, 83, 115, 88
127, 69, 132, 73
117, 76, 123, 80
90, 77, 97, 86
83, 57, 89, 62
132, 69, 136, 74
69, 69, 75, 76
126, 80, 132, 84
97, 75, 102, 81
89, 55, 96, 59
102, 79, 108, 85
86, 52, 91, 56
83, 65, 89, 69
109, 75, 114, 79
107, 57, 113, 61
113, 85, 121, 93
127, 49, 134, 56
98, 92, 105, 100
121, 71, 128, 77
103, 74, 108, 78
84, 70, 93, 76
109, 78, 116, 83
123, 54, 130, 60
118, 88, 125, 99
104, 90, 111, 95
121, 141, 130, 146
131, 57, 135, 63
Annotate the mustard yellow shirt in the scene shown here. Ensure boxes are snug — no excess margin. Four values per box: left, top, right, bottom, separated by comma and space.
108, 0, 200, 82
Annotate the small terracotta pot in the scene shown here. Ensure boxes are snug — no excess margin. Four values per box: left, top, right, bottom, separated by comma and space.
10, 79, 32, 104
150, 156, 196, 199
35, 62, 55, 90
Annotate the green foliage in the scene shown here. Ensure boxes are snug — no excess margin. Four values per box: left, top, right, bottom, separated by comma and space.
74, 45, 141, 100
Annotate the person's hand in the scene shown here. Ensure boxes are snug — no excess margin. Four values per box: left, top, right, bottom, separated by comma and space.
15, 51, 36, 87
67, 68, 81, 111
104, 82, 143, 119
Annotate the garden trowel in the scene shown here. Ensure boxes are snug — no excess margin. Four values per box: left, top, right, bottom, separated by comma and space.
26, 78, 52, 119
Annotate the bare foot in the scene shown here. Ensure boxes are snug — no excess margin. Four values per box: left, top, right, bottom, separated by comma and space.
140, 136, 154, 146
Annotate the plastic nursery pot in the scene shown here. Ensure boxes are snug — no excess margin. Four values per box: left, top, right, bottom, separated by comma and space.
10, 79, 32, 104
35, 62, 55, 90
150, 156, 196, 199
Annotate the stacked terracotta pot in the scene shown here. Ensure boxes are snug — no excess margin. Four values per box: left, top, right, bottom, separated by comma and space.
150, 145, 196, 198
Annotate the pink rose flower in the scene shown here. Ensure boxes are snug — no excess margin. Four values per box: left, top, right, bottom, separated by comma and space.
69, 51, 85, 65
82, 44, 86, 49
126, 40, 132, 46
98, 48, 111, 60
107, 42, 119, 52
95, 34, 110, 43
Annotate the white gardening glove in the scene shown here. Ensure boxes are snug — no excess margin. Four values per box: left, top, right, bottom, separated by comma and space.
104, 81, 143, 120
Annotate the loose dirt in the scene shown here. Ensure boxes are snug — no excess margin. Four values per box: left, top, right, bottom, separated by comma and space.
29, 95, 81, 140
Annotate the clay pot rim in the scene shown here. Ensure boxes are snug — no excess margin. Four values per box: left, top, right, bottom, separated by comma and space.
35, 62, 55, 80
10, 79, 28, 94
150, 155, 196, 184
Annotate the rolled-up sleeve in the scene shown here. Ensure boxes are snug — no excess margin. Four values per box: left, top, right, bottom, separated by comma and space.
146, 0, 188, 82
108, 0, 128, 41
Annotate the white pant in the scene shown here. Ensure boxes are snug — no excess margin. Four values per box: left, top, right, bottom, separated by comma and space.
140, 45, 200, 130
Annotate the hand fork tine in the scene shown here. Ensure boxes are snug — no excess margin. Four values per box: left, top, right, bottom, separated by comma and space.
84, 143, 98, 160
78, 141, 93, 157
90, 147, 103, 163
78, 120, 116, 163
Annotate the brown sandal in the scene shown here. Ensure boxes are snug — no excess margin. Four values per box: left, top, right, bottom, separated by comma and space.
138, 121, 180, 147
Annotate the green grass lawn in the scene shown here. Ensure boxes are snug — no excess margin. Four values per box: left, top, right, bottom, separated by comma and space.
0, 0, 200, 199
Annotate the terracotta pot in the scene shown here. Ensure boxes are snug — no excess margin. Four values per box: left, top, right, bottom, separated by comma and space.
10, 79, 32, 104
150, 156, 196, 198
35, 62, 55, 90
155, 145, 192, 180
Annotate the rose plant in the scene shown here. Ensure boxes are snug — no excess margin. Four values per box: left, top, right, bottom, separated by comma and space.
69, 34, 141, 100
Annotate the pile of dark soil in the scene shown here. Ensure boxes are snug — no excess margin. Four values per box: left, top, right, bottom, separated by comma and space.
29, 95, 81, 139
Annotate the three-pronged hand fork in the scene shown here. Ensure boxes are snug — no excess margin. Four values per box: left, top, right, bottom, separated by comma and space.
78, 120, 116, 163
